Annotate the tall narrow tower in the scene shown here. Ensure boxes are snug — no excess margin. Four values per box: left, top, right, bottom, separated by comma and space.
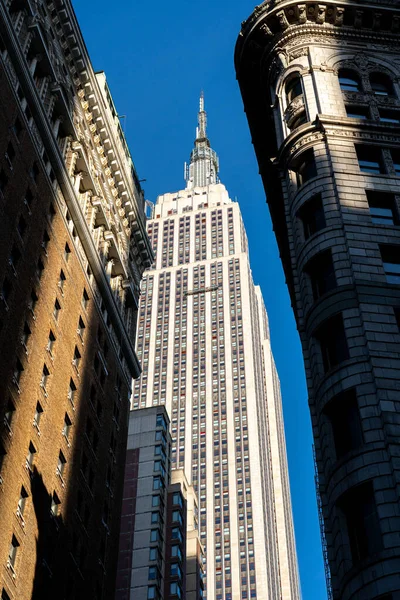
235, 2, 400, 599
133, 97, 300, 600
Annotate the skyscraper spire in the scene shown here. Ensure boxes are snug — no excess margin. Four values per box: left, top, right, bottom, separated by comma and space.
185, 92, 219, 189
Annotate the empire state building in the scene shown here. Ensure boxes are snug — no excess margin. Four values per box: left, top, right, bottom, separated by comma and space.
132, 96, 300, 600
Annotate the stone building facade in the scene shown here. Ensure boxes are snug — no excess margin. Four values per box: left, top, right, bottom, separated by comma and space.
0, 1, 152, 599
235, 1, 400, 599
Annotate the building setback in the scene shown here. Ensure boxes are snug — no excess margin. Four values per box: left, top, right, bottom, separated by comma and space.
133, 96, 300, 600
0, 1, 152, 599
235, 2, 400, 600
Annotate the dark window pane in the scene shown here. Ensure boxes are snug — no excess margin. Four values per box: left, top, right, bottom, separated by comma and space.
339, 69, 361, 92
356, 146, 384, 174
296, 149, 317, 186
391, 150, 400, 175
316, 313, 349, 372
380, 245, 400, 284
306, 250, 336, 301
325, 389, 363, 458
370, 72, 394, 97
298, 194, 326, 240
367, 191, 397, 225
379, 109, 400, 124
346, 105, 369, 119
339, 482, 382, 563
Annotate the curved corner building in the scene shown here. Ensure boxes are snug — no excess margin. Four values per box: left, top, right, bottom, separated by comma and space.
235, 2, 400, 600
132, 96, 300, 600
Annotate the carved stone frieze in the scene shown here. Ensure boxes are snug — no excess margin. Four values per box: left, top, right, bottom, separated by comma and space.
324, 128, 400, 145
284, 95, 305, 126
283, 131, 326, 162
276, 10, 290, 31
316, 5, 326, 24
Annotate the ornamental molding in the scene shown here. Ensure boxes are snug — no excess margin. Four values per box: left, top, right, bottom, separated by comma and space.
284, 95, 305, 125
238, 14, 400, 80
323, 128, 400, 145
279, 129, 326, 164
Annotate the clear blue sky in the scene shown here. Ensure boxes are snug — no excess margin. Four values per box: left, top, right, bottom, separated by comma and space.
73, 1, 328, 598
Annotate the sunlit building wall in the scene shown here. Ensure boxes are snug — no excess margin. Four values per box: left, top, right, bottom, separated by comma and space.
132, 97, 300, 600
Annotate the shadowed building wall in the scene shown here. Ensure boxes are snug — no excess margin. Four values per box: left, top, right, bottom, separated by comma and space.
0, 1, 152, 599
235, 2, 400, 599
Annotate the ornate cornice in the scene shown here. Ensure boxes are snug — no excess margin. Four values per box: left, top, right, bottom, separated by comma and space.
235, 1, 400, 81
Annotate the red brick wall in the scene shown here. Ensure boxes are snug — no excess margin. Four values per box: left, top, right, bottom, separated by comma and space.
0, 55, 130, 600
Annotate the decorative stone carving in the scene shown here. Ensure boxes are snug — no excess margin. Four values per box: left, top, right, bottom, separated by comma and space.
260, 22, 273, 37
298, 4, 307, 24
284, 95, 305, 127
316, 5, 326, 24
290, 47, 309, 60
373, 12, 381, 30
354, 10, 363, 28
276, 10, 290, 31
334, 5, 345, 25
354, 52, 369, 71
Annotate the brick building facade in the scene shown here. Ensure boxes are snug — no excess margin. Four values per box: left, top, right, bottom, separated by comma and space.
0, 1, 152, 599
236, 1, 400, 599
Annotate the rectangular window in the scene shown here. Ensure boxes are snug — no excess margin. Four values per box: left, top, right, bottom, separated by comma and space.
68, 378, 77, 406
152, 495, 160, 507
17, 487, 28, 518
77, 317, 85, 339
8, 535, 19, 569
26, 442, 36, 471
73, 347, 81, 370
297, 194, 325, 240
379, 109, 400, 124
58, 270, 66, 292
41, 365, 50, 391
82, 289, 89, 309
149, 548, 158, 561
4, 400, 15, 433
147, 587, 157, 600
294, 149, 317, 186
53, 299, 61, 321
51, 492, 60, 516
367, 191, 398, 225
306, 250, 336, 301
346, 105, 369, 119
356, 145, 384, 174
316, 313, 349, 372
339, 481, 382, 563
57, 451, 66, 478
148, 566, 158, 580
391, 150, 400, 176
172, 492, 183, 507
380, 245, 400, 284
63, 413, 72, 442
33, 402, 43, 432
325, 389, 363, 459
47, 330, 56, 355
64, 243, 71, 262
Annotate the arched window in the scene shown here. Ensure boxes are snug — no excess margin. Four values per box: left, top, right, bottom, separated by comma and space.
338, 69, 361, 92
285, 75, 302, 104
370, 72, 394, 97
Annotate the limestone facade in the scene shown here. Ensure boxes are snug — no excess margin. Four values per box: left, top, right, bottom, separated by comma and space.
236, 1, 400, 599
